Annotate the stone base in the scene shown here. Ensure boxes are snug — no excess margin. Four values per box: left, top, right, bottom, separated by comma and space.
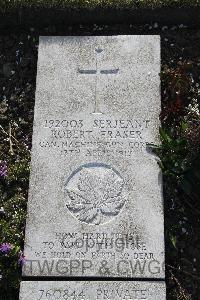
19, 280, 166, 299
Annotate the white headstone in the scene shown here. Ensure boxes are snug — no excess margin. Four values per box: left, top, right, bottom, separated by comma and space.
20, 35, 165, 298
20, 281, 166, 299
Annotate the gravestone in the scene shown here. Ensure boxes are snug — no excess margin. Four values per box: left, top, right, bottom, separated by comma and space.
20, 36, 166, 299
20, 281, 166, 299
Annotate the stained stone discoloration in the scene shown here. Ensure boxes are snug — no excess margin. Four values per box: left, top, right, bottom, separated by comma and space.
19, 281, 166, 300
23, 36, 164, 278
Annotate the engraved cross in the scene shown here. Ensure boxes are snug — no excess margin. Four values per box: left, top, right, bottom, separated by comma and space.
78, 48, 119, 114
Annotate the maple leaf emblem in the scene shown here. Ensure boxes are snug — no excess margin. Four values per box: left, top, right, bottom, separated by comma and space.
65, 164, 126, 225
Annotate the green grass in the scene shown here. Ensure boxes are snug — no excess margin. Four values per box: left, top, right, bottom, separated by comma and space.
0, 0, 200, 12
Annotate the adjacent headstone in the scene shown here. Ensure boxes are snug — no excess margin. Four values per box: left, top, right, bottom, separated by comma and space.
20, 281, 166, 300
20, 35, 165, 299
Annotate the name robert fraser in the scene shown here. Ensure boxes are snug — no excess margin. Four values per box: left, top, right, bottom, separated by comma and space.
23, 259, 165, 276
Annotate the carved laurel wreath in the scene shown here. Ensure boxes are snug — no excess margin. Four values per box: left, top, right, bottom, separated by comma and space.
65, 164, 126, 225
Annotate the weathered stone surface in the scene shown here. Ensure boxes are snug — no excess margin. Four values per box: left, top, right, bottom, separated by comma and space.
23, 36, 164, 278
19, 281, 166, 300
